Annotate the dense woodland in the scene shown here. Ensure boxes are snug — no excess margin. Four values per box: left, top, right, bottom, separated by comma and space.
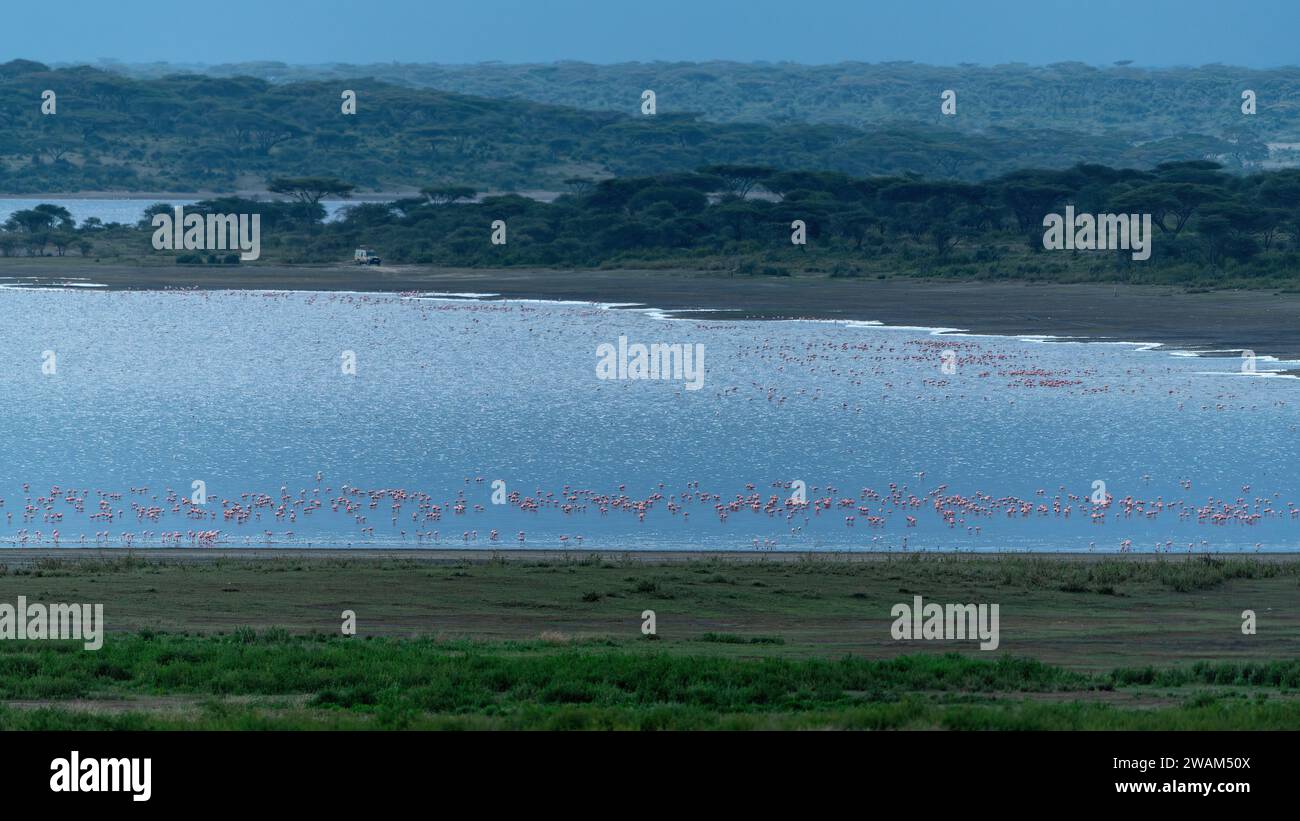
0, 60, 1270, 193
4, 58, 1300, 288
11, 160, 1300, 289
109, 59, 1298, 143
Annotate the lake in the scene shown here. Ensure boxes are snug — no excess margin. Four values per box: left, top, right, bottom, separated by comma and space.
0, 286, 1296, 551
0, 198, 361, 228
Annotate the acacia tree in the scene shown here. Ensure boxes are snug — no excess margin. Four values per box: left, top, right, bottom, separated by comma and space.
4, 208, 57, 255
698, 165, 775, 198
39, 140, 75, 164
268, 177, 355, 205
420, 185, 477, 205
33, 204, 75, 230
248, 119, 303, 155
1000, 182, 1072, 233
1157, 183, 1224, 236
5, 207, 57, 244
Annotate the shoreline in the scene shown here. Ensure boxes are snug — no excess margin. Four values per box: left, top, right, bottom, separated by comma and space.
3, 261, 1300, 367
4, 548, 1296, 566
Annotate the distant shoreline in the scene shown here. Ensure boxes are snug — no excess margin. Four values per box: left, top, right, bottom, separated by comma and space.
2, 261, 1298, 370
2, 548, 1295, 567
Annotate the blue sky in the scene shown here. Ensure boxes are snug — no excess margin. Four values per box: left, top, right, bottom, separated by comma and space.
6, 0, 1297, 68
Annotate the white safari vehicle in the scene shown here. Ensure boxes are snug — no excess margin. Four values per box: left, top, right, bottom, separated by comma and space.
354, 248, 382, 265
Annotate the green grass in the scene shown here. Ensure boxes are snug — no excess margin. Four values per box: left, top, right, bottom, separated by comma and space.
2, 553, 1293, 671
2, 554, 1299, 729
1, 633, 1299, 729
11, 699, 1300, 731
1112, 660, 1300, 688
0, 634, 1089, 703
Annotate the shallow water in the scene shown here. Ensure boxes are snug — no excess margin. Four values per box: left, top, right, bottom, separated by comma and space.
0, 287, 1296, 551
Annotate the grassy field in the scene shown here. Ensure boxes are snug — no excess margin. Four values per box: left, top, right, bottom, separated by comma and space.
1, 552, 1298, 729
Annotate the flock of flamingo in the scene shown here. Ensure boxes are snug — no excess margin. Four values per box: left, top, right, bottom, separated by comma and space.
0, 473, 1294, 550
1, 289, 1293, 550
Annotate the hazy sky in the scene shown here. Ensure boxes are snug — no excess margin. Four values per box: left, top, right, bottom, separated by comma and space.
8, 0, 1298, 68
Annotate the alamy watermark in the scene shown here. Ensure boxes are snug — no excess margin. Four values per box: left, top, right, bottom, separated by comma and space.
1042, 205, 1152, 261
596, 335, 705, 390
0, 596, 103, 650
151, 206, 261, 261
890, 595, 999, 650
50, 751, 150, 802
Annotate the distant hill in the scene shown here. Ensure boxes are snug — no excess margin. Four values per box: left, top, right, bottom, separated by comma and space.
98, 59, 1300, 143
0, 60, 1266, 194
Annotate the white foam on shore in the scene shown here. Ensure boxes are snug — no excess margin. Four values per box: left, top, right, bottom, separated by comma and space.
11, 285, 1299, 377
376, 290, 1300, 375
1165, 346, 1300, 373
1196, 370, 1299, 379
408, 291, 500, 299
0, 282, 107, 291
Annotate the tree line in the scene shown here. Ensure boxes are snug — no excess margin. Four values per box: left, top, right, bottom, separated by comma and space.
13, 163, 1297, 288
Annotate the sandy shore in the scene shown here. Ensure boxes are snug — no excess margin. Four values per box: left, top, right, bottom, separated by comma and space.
3, 259, 1299, 365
